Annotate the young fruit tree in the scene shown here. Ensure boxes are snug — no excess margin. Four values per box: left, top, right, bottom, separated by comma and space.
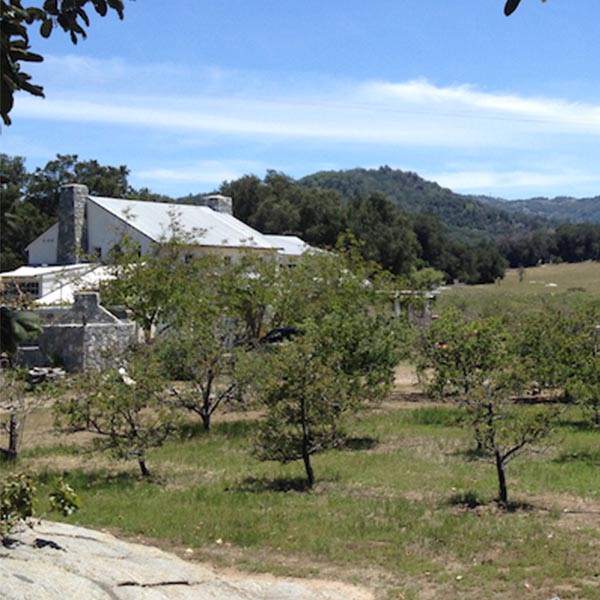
416, 308, 508, 400
565, 322, 600, 426
99, 228, 190, 343
247, 251, 407, 488
464, 366, 558, 506
159, 253, 280, 431
0, 369, 46, 461
427, 312, 560, 505
54, 346, 180, 477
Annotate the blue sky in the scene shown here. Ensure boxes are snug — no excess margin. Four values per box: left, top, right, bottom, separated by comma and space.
4, 0, 600, 199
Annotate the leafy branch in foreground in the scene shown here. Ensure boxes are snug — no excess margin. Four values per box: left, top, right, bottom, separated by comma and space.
1, 472, 80, 540
504, 0, 547, 17
1, 0, 124, 125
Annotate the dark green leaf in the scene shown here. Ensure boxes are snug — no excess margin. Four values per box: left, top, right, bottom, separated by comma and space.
92, 0, 108, 17
43, 0, 58, 14
40, 19, 53, 38
77, 8, 90, 27
107, 0, 125, 19
504, 0, 522, 16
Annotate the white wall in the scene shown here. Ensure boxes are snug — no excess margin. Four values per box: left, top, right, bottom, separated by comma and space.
87, 200, 154, 260
27, 223, 58, 265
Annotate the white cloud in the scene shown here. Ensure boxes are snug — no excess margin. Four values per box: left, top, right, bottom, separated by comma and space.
16, 56, 600, 149
426, 169, 600, 193
135, 160, 265, 186
363, 79, 600, 133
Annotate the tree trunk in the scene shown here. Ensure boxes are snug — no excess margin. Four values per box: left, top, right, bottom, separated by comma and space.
138, 458, 151, 477
495, 450, 508, 505
201, 412, 211, 431
7, 412, 19, 461
302, 449, 315, 489
300, 398, 314, 488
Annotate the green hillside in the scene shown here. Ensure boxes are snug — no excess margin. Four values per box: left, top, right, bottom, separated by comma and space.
299, 166, 546, 237
476, 195, 600, 224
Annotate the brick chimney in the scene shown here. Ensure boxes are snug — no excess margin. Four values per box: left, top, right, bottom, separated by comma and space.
57, 184, 88, 264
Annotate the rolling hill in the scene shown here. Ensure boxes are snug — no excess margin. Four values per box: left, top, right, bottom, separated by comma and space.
298, 166, 548, 238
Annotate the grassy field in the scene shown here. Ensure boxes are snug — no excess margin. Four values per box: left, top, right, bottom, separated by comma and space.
438, 261, 600, 315
3, 385, 600, 600
2, 262, 599, 599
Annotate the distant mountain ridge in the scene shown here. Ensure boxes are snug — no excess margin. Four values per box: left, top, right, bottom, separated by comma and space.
475, 195, 600, 224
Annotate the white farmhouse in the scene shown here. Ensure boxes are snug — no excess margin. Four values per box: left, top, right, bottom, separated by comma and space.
1, 184, 313, 304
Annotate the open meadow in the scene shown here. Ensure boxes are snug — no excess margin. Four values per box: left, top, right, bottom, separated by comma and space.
438, 261, 600, 315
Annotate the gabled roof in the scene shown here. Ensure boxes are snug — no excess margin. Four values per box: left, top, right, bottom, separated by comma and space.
263, 235, 314, 256
89, 196, 276, 250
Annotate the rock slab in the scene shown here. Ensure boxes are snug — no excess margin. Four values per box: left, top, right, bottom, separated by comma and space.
0, 521, 371, 600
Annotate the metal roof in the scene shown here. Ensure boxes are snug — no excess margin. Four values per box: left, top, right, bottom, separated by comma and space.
35, 266, 114, 305
0, 263, 92, 278
263, 235, 313, 256
89, 196, 276, 250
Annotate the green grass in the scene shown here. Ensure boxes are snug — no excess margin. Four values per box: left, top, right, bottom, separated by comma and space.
438, 261, 600, 315
5, 401, 600, 600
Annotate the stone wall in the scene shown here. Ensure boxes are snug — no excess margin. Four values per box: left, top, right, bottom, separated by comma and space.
38, 292, 135, 372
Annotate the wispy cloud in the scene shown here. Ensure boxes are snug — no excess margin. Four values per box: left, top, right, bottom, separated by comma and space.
17, 56, 600, 147
365, 80, 600, 133
426, 168, 600, 194
135, 160, 265, 186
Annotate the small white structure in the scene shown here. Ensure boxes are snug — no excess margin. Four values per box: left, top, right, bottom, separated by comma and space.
0, 264, 103, 304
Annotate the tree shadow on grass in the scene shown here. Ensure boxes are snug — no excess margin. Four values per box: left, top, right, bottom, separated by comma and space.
338, 436, 379, 452
231, 476, 312, 493
554, 449, 600, 466
36, 468, 144, 492
452, 446, 488, 462
447, 491, 537, 513
179, 419, 255, 440
556, 419, 600, 433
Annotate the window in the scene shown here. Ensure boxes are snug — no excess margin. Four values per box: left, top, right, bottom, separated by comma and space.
3, 280, 39, 299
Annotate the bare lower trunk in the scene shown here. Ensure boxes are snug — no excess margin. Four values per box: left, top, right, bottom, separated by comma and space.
495, 450, 508, 505
302, 449, 315, 489
201, 412, 211, 431
300, 398, 314, 488
6, 413, 19, 461
138, 458, 151, 477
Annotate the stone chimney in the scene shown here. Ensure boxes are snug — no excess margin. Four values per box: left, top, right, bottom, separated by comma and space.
198, 194, 233, 215
57, 184, 88, 264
